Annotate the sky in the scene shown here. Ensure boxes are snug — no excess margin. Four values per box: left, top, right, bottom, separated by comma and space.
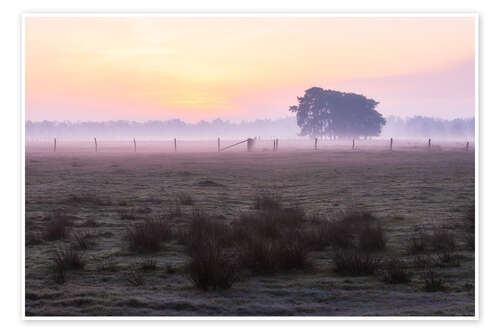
25, 16, 475, 122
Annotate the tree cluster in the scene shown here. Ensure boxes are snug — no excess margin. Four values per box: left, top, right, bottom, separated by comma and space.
289, 87, 386, 139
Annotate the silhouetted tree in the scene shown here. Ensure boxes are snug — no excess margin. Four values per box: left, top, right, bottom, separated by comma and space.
289, 87, 386, 138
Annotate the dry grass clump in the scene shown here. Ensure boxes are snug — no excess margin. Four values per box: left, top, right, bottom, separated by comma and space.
382, 259, 411, 284
406, 234, 428, 255
430, 229, 456, 252
333, 250, 380, 276
423, 270, 446, 292
52, 247, 86, 284
44, 212, 72, 241
233, 207, 310, 274
233, 206, 306, 241
186, 239, 239, 291
180, 211, 239, 290
26, 232, 43, 246
118, 209, 137, 220
239, 233, 309, 274
253, 191, 282, 210
177, 192, 194, 205
124, 216, 172, 253
139, 258, 157, 271
358, 222, 386, 251
182, 211, 234, 253
71, 231, 95, 250
305, 211, 386, 251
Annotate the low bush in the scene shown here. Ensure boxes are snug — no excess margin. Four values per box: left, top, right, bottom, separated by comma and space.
186, 238, 239, 291
124, 216, 172, 253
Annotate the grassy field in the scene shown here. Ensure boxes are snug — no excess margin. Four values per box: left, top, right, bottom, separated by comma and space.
24, 144, 475, 316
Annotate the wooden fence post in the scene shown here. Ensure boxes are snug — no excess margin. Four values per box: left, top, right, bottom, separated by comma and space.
275, 138, 278, 151
94, 138, 97, 152
218, 137, 220, 152
53, 138, 56, 152
466, 141, 469, 152
352, 138, 355, 150
174, 138, 177, 152
428, 138, 431, 150
133, 138, 136, 152
315, 138, 318, 151
390, 138, 393, 151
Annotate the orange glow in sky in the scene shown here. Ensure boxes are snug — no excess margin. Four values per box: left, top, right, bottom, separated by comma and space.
25, 16, 475, 121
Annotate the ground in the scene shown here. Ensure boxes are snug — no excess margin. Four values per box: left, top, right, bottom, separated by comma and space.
24, 140, 475, 316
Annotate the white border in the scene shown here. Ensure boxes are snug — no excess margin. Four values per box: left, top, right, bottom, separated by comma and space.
20, 12, 479, 321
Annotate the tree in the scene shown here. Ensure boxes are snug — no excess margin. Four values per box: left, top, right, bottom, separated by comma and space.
289, 87, 386, 139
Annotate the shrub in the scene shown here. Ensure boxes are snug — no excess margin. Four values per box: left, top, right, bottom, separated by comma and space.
186, 238, 239, 291
358, 223, 386, 251
238, 233, 309, 274
177, 192, 194, 205
382, 259, 411, 284
233, 207, 306, 241
423, 270, 446, 292
333, 250, 380, 276
124, 216, 172, 253
44, 212, 72, 241
182, 212, 234, 254
253, 192, 282, 210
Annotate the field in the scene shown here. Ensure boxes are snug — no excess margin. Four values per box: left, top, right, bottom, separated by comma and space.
24, 140, 475, 316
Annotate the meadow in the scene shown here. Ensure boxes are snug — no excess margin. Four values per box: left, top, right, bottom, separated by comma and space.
24, 139, 475, 316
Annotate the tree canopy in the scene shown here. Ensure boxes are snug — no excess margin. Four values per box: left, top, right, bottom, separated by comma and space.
289, 87, 386, 138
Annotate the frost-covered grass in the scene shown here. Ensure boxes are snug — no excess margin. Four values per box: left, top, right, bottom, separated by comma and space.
25, 146, 475, 316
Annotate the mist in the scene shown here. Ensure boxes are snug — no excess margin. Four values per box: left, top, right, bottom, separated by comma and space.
25, 116, 475, 141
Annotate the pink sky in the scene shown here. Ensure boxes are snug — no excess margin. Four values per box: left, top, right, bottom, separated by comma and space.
25, 16, 475, 122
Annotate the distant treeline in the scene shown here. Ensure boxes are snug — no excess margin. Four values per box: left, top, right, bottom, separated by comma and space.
25, 118, 300, 140
382, 116, 475, 139
25, 116, 474, 140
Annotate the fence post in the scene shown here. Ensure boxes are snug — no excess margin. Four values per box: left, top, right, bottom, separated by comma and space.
466, 141, 469, 152
218, 137, 220, 152
53, 138, 56, 152
133, 138, 136, 152
174, 138, 177, 152
390, 138, 393, 151
352, 138, 355, 150
315, 138, 318, 151
428, 138, 431, 150
275, 138, 278, 151
94, 138, 97, 152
